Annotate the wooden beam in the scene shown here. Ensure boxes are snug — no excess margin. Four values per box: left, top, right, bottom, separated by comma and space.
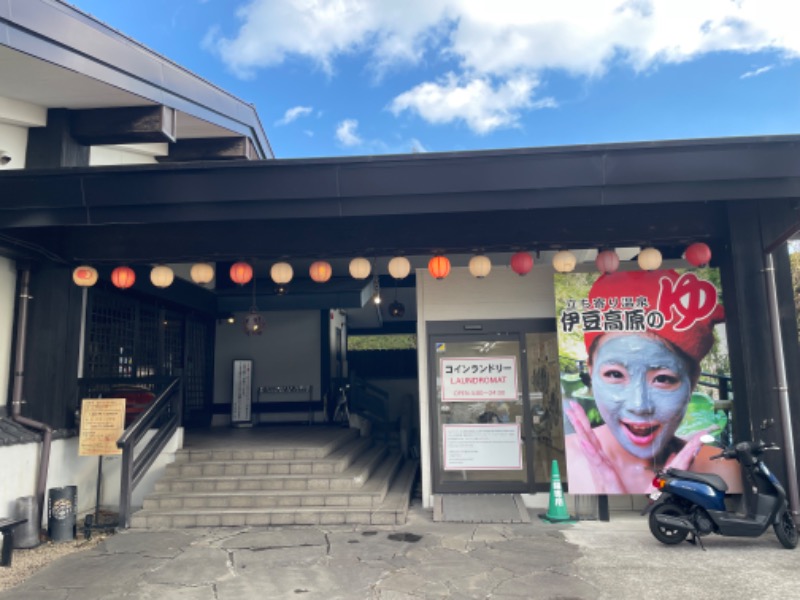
156, 137, 258, 162
70, 106, 176, 145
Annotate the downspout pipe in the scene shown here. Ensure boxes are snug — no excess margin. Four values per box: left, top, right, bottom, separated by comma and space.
764, 252, 800, 516
10, 268, 52, 532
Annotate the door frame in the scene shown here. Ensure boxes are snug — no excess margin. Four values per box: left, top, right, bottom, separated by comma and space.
427, 318, 556, 494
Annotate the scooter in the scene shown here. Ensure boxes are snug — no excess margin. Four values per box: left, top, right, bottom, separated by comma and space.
645, 436, 798, 549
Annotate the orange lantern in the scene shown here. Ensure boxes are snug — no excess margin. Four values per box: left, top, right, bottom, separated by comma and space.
111, 266, 136, 289
72, 265, 98, 287
428, 255, 450, 280
309, 260, 332, 283
230, 261, 253, 285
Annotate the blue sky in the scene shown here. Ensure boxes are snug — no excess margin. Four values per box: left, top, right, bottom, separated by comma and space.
68, 0, 799, 159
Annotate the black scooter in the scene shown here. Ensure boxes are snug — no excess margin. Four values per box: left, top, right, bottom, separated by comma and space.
645, 436, 798, 549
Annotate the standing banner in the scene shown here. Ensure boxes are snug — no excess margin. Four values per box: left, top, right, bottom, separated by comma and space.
554, 268, 742, 494
79, 398, 126, 456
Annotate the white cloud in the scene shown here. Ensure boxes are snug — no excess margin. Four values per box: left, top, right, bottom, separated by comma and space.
276, 105, 313, 126
336, 119, 363, 146
390, 74, 552, 134
207, 1, 800, 131
208, 1, 800, 79
740, 65, 774, 79
410, 138, 427, 153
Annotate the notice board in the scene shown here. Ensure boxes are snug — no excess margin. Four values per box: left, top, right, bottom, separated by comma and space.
78, 398, 126, 456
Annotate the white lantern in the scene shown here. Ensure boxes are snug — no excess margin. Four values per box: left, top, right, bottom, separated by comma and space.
387, 256, 411, 279
552, 250, 577, 273
150, 265, 174, 288
72, 265, 98, 287
638, 247, 663, 271
468, 255, 492, 278
270, 262, 293, 285
348, 257, 371, 279
190, 262, 214, 284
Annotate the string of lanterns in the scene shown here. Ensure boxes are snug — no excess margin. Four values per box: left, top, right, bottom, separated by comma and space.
70, 242, 713, 289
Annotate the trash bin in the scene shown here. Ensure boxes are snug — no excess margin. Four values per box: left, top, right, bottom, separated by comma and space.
48, 486, 77, 542
13, 496, 40, 549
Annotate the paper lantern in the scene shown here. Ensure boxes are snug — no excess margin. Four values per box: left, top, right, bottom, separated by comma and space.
638, 247, 663, 271
388, 256, 411, 280
150, 265, 174, 288
685, 242, 712, 267
510, 251, 534, 276
428, 255, 450, 280
190, 262, 214, 284
230, 262, 253, 285
270, 262, 293, 284
468, 255, 492, 278
595, 249, 620, 274
72, 265, 98, 287
111, 266, 136, 289
309, 260, 332, 283
349, 257, 371, 279
552, 250, 577, 273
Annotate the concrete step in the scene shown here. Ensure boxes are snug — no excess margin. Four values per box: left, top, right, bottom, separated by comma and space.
154, 444, 389, 493
164, 434, 372, 477
131, 460, 418, 528
143, 451, 404, 511
173, 427, 359, 462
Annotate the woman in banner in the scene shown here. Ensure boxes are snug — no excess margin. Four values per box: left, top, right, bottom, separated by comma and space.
564, 269, 741, 494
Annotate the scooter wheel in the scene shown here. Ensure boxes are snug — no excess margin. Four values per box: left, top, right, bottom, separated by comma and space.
649, 503, 689, 545
774, 511, 799, 549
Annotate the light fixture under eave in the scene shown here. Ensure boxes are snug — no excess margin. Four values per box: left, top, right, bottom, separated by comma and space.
270, 261, 293, 294
510, 251, 534, 276
388, 256, 411, 280
230, 261, 253, 285
244, 277, 265, 335
638, 247, 663, 271
428, 255, 450, 280
468, 254, 491, 278
684, 242, 712, 267
150, 265, 174, 288
372, 275, 381, 304
349, 257, 372, 280
389, 281, 404, 317
190, 262, 214, 285
111, 266, 136, 289
72, 265, 98, 287
309, 260, 332, 283
595, 249, 620, 274
552, 250, 577, 273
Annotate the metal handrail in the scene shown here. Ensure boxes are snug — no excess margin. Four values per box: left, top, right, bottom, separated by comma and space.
116, 377, 182, 528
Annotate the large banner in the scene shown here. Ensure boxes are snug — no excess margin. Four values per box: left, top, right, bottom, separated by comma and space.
555, 268, 742, 494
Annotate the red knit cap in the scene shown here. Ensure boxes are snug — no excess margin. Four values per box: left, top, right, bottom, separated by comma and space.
583, 270, 724, 365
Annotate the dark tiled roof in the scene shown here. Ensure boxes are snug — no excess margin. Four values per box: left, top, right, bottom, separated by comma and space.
0, 417, 41, 446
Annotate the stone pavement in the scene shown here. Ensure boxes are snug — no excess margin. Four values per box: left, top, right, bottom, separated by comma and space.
2, 504, 797, 600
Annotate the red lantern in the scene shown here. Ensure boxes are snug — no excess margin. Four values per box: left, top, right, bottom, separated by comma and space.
309, 260, 332, 283
230, 261, 253, 285
510, 251, 534, 276
111, 266, 136, 289
428, 255, 450, 280
685, 242, 712, 267
595, 249, 620, 274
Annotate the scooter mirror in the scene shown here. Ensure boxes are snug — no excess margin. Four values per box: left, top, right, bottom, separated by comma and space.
699, 434, 716, 445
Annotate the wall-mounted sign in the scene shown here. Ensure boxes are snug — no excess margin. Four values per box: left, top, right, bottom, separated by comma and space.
78, 398, 125, 456
443, 423, 522, 470
440, 356, 517, 402
232, 359, 253, 426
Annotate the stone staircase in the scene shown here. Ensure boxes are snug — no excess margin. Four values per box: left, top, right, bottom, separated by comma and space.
131, 427, 417, 528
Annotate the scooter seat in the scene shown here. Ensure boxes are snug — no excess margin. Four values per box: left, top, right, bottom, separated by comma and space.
666, 468, 728, 492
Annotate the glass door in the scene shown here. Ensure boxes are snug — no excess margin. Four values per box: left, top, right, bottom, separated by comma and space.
429, 328, 531, 493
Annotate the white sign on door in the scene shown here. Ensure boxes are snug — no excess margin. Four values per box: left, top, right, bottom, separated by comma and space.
443, 423, 522, 470
440, 356, 518, 402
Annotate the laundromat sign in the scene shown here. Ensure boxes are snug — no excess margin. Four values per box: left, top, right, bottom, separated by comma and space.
440, 356, 518, 402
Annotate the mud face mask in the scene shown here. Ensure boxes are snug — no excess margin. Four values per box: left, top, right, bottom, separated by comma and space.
590, 335, 693, 460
